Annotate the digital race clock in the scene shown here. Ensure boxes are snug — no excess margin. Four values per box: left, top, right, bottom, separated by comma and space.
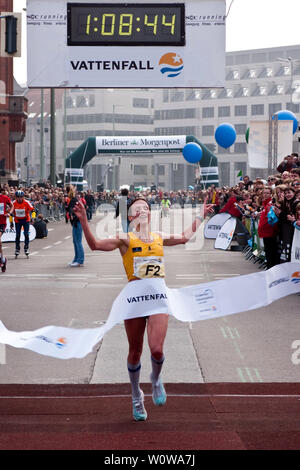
67, 3, 185, 46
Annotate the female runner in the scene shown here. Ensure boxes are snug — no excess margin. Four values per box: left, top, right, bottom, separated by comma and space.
74, 197, 214, 421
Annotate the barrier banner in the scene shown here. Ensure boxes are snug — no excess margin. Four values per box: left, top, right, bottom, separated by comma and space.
204, 213, 231, 239
214, 216, 236, 250
0, 262, 299, 360
1, 219, 36, 243
291, 229, 300, 262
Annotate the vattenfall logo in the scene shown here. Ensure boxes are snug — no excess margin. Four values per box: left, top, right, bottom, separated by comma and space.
70, 53, 183, 78
159, 53, 184, 78
291, 271, 300, 284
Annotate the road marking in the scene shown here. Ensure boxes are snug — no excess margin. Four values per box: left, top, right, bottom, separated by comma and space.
220, 326, 240, 339
64, 236, 71, 240
1, 393, 299, 399
54, 241, 62, 245
30, 251, 39, 256
237, 367, 263, 383
0, 344, 6, 365
48, 228, 54, 232
42, 246, 52, 250
176, 274, 204, 277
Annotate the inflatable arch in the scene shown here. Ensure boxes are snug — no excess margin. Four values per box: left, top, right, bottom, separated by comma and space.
65, 135, 219, 186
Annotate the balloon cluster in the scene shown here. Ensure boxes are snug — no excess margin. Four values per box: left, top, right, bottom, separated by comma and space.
182, 109, 299, 163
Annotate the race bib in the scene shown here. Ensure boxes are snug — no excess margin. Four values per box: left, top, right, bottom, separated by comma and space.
0, 203, 4, 215
133, 256, 165, 279
15, 209, 26, 218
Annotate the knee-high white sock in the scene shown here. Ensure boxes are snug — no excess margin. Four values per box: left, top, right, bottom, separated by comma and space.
150, 355, 165, 384
127, 361, 142, 399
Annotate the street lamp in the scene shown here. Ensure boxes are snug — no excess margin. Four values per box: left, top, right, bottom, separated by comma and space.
111, 104, 125, 190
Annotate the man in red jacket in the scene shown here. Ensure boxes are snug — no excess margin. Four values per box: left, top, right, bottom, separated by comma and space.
219, 190, 242, 219
258, 187, 279, 269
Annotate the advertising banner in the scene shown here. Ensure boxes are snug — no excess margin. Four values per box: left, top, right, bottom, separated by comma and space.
1, 219, 36, 243
204, 213, 231, 239
214, 216, 236, 250
27, 0, 226, 88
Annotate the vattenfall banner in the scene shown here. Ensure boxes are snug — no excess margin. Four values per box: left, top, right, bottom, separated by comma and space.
27, 0, 226, 88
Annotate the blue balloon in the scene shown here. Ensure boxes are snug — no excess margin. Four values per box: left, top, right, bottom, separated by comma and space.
182, 142, 203, 164
272, 110, 298, 134
215, 123, 236, 149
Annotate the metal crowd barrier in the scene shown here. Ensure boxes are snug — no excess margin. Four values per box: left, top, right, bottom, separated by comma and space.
241, 218, 267, 269
34, 203, 65, 223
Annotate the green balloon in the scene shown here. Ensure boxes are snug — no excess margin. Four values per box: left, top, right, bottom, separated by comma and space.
245, 127, 250, 144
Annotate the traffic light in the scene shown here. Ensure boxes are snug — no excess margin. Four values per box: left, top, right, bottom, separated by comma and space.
0, 13, 21, 57
5, 15, 17, 54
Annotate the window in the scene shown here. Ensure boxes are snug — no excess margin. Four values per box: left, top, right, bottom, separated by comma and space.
259, 67, 273, 77
219, 162, 230, 186
185, 90, 201, 100
202, 107, 214, 118
251, 104, 264, 115
202, 125, 214, 136
76, 95, 88, 107
163, 90, 169, 103
133, 165, 147, 175
269, 103, 282, 116
133, 98, 149, 108
234, 105, 247, 116
218, 106, 230, 117
218, 145, 230, 154
234, 162, 247, 174
235, 124, 247, 135
170, 90, 184, 102
286, 102, 300, 113
234, 143, 247, 153
154, 126, 196, 135
151, 165, 165, 175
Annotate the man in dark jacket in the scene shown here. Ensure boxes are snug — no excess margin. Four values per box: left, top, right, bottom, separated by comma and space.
115, 188, 132, 232
33, 214, 48, 239
258, 188, 279, 268
277, 155, 297, 174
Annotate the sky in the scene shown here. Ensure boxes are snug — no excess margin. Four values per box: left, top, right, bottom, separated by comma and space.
12, 0, 300, 86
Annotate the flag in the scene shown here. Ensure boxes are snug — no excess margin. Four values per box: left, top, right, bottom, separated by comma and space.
237, 170, 243, 178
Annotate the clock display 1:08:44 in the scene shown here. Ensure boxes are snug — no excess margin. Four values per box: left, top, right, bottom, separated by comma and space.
86, 13, 176, 37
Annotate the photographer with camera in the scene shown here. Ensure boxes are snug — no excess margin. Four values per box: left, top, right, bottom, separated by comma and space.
66, 185, 85, 267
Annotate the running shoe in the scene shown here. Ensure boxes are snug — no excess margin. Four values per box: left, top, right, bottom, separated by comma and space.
132, 390, 147, 421
1, 257, 7, 272
151, 377, 167, 406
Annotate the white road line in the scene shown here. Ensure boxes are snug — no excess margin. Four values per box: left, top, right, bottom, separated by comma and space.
53, 241, 62, 245
48, 228, 54, 232
30, 251, 39, 256
42, 246, 52, 250
64, 236, 71, 240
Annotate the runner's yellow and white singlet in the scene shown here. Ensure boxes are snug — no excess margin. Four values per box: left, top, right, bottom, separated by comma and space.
122, 232, 165, 281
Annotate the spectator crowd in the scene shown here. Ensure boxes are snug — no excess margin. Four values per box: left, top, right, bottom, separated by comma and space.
1, 152, 300, 268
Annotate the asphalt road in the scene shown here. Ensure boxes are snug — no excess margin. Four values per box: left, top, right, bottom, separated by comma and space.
0, 210, 299, 385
